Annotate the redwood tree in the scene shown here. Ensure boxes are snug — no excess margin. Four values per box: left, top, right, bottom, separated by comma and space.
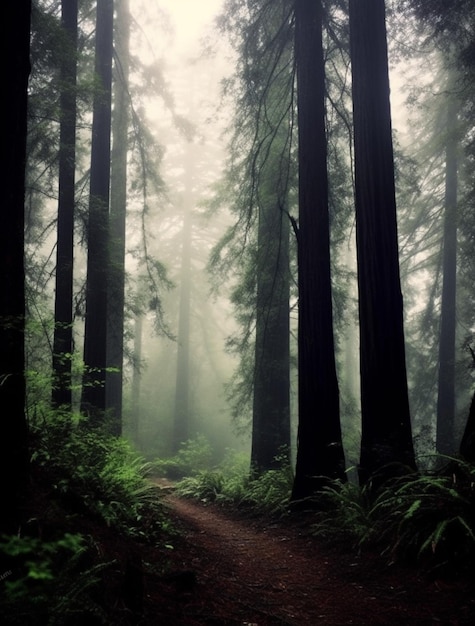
349, 0, 416, 484
106, 0, 131, 435
52, 0, 78, 411
436, 95, 459, 455
0, 0, 31, 533
291, 0, 346, 502
81, 0, 114, 421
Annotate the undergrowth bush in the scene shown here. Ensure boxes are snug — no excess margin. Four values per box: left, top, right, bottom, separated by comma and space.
154, 434, 213, 479
311, 457, 475, 572
175, 449, 293, 516
30, 410, 169, 542
0, 532, 111, 625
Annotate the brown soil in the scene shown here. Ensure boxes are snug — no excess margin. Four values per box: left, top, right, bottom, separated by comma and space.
138, 489, 475, 626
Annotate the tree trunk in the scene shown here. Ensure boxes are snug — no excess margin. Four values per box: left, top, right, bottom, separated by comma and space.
291, 0, 346, 502
251, 194, 291, 473
130, 311, 143, 449
460, 389, 475, 463
250, 1, 292, 475
52, 0, 78, 411
436, 95, 458, 456
0, 0, 31, 533
81, 0, 114, 422
349, 0, 416, 485
106, 0, 131, 436
172, 143, 195, 452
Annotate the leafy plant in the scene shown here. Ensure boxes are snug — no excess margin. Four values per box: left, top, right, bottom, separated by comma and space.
175, 449, 293, 516
373, 457, 475, 568
30, 410, 169, 543
310, 457, 475, 572
0, 533, 110, 625
154, 434, 213, 479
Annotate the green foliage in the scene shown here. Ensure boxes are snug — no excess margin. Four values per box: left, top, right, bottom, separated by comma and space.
175, 449, 293, 516
0, 532, 110, 625
30, 410, 168, 543
311, 457, 475, 571
154, 434, 213, 479
311, 476, 377, 550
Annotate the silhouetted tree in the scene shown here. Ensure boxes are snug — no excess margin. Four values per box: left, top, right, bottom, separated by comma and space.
81, 0, 114, 421
248, 1, 292, 474
0, 0, 31, 533
349, 0, 416, 484
51, 0, 78, 411
106, 0, 131, 435
291, 0, 346, 502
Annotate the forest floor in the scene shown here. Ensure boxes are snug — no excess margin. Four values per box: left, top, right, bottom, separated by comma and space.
132, 482, 475, 625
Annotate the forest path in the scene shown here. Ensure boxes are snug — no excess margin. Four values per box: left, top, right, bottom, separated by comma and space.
150, 490, 475, 625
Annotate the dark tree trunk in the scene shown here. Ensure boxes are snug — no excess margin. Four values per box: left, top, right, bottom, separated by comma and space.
0, 0, 31, 533
460, 390, 475, 463
172, 144, 194, 452
81, 0, 114, 422
251, 197, 291, 474
250, 2, 292, 475
349, 0, 416, 485
106, 0, 131, 436
52, 0, 78, 411
291, 0, 346, 502
436, 96, 458, 456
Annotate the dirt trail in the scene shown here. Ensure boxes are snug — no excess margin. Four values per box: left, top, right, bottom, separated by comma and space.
150, 493, 475, 625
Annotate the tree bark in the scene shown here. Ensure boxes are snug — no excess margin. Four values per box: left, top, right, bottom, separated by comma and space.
173, 143, 195, 452
106, 0, 131, 436
52, 0, 78, 411
81, 0, 114, 422
0, 0, 31, 533
436, 95, 458, 456
349, 0, 416, 485
250, 0, 292, 475
291, 0, 346, 502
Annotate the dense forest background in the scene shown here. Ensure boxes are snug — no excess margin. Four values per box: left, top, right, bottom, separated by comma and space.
1, 0, 475, 623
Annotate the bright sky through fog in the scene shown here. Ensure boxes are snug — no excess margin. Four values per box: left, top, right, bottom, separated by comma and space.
165, 0, 224, 51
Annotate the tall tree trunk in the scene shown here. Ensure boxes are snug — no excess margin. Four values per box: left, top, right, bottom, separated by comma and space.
291, 0, 346, 502
52, 0, 78, 411
0, 0, 31, 533
349, 0, 416, 485
81, 0, 114, 422
250, 1, 292, 475
130, 311, 143, 449
172, 143, 195, 452
436, 95, 458, 455
251, 197, 291, 473
106, 0, 131, 436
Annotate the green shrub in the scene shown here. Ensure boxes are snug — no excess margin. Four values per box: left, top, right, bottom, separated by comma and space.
30, 411, 168, 543
0, 533, 110, 625
154, 434, 213, 479
175, 449, 293, 516
311, 457, 475, 571
373, 457, 475, 568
